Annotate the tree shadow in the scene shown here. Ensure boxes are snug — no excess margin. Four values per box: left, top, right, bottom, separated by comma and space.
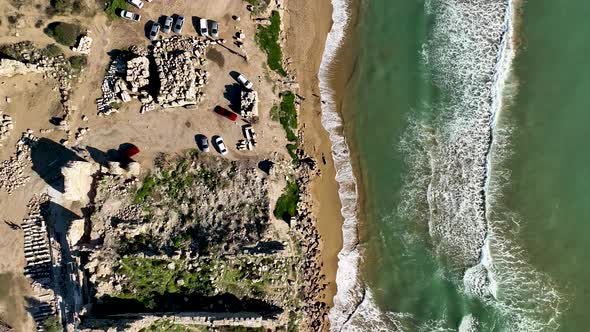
25, 296, 58, 330
257, 160, 274, 175
242, 241, 285, 255
30, 138, 85, 193
91, 292, 282, 317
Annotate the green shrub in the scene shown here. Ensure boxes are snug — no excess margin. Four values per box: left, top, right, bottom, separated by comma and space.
273, 182, 299, 222
255, 10, 287, 76
134, 175, 156, 203
44, 22, 82, 46
68, 55, 87, 71
104, 0, 128, 20
44, 44, 63, 57
278, 91, 297, 142
42, 316, 62, 332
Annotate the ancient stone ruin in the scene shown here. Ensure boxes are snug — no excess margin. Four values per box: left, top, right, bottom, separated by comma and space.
239, 90, 259, 118
97, 36, 212, 115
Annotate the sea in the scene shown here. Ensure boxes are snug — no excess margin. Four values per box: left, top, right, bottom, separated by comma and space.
320, 0, 590, 331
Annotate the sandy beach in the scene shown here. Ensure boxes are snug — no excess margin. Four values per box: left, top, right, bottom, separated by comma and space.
283, 0, 343, 307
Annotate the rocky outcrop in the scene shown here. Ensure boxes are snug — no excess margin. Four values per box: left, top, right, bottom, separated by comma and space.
62, 161, 100, 203
0, 58, 45, 77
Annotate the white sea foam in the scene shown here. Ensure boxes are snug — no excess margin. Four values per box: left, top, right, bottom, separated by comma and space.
399, 0, 564, 330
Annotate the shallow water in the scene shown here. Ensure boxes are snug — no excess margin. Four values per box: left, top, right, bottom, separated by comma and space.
328, 0, 590, 330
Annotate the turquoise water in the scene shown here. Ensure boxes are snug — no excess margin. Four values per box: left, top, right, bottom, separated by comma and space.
329, 0, 590, 330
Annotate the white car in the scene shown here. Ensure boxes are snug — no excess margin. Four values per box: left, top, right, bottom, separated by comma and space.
119, 10, 141, 22
199, 18, 209, 37
214, 136, 228, 156
237, 74, 253, 90
126, 0, 144, 9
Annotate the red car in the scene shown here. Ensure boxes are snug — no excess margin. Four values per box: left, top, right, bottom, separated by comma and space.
121, 145, 140, 159
213, 106, 238, 121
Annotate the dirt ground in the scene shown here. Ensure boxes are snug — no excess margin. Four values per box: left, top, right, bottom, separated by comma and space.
0, 0, 344, 329
0, 0, 297, 330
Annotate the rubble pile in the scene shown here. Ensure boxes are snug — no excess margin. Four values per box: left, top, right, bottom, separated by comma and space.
291, 164, 329, 331
97, 58, 126, 116
71, 35, 93, 55
97, 36, 214, 115
0, 131, 38, 194
239, 90, 259, 118
0, 58, 46, 78
152, 42, 209, 108
125, 56, 150, 92
0, 112, 14, 146
62, 160, 100, 203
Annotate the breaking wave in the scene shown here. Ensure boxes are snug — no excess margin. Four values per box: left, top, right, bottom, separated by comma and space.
318, 0, 366, 330
399, 0, 564, 330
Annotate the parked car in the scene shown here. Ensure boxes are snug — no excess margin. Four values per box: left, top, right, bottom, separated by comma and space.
120, 145, 140, 159
214, 136, 228, 156
162, 16, 173, 33
149, 22, 160, 41
199, 18, 209, 37
198, 135, 209, 152
209, 20, 219, 38
119, 9, 141, 22
173, 15, 185, 33
126, 0, 144, 9
237, 73, 253, 90
213, 106, 238, 121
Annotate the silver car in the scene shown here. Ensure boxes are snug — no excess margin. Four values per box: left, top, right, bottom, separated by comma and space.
149, 22, 160, 41
209, 20, 219, 38
162, 16, 173, 33
173, 16, 185, 33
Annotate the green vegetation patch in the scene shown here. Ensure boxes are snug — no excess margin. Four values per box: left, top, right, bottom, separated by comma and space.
104, 0, 128, 20
114, 257, 213, 309
134, 175, 157, 203
44, 21, 83, 46
48, 0, 89, 16
68, 55, 87, 72
273, 182, 300, 222
277, 91, 298, 142
286, 143, 299, 164
44, 44, 63, 58
139, 320, 201, 332
255, 10, 287, 76
42, 315, 62, 332
244, 0, 269, 15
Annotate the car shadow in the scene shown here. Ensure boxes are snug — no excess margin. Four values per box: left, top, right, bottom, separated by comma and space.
223, 83, 242, 112
144, 20, 155, 40
194, 134, 209, 152
229, 70, 241, 82
191, 16, 204, 35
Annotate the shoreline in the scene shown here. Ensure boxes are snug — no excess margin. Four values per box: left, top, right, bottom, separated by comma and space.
283, 0, 343, 311
316, 0, 368, 330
